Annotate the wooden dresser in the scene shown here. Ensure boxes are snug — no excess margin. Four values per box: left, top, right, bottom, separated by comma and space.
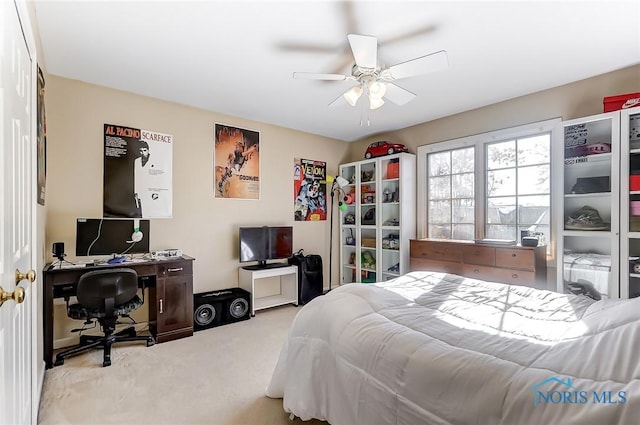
409, 239, 547, 288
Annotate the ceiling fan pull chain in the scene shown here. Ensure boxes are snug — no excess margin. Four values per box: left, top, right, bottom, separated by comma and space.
365, 103, 371, 127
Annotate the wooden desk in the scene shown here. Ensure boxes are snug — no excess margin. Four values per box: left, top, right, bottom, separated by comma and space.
43, 256, 195, 368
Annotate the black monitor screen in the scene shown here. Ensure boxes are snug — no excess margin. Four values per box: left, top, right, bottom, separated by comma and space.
76, 218, 150, 256
269, 227, 293, 259
239, 227, 268, 263
239, 226, 293, 264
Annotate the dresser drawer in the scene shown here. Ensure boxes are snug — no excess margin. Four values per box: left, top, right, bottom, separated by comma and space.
463, 264, 535, 286
495, 248, 535, 270
489, 267, 536, 286
462, 246, 495, 266
410, 257, 463, 275
410, 240, 462, 262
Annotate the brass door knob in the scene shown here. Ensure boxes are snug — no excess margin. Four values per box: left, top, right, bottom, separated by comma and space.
0, 286, 25, 307
15, 269, 36, 284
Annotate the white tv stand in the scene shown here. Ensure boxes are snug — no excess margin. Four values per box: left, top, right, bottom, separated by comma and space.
238, 265, 298, 316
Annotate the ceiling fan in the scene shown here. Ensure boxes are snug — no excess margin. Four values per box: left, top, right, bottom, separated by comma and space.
293, 34, 449, 110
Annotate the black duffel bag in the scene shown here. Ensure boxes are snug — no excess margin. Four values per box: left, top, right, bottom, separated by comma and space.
288, 249, 324, 305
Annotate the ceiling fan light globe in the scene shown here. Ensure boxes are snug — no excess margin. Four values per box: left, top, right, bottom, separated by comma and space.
369, 97, 385, 110
368, 81, 387, 99
343, 86, 363, 106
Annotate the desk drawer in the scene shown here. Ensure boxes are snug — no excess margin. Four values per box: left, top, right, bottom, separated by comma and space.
158, 260, 193, 277
495, 248, 535, 270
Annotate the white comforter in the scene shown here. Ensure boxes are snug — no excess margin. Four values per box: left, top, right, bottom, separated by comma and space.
266, 271, 640, 425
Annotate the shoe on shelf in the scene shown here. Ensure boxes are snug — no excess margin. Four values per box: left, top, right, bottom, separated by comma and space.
587, 142, 611, 155
387, 263, 400, 272
565, 205, 609, 231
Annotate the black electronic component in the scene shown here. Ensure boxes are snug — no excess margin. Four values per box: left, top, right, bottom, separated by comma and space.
75, 218, 150, 256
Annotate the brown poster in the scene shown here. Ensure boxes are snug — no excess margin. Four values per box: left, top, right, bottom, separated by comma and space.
214, 124, 260, 199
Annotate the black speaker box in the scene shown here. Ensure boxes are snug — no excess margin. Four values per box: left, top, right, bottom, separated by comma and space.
193, 288, 251, 331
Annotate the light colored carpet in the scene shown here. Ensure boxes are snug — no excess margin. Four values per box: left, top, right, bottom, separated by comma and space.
38, 305, 326, 425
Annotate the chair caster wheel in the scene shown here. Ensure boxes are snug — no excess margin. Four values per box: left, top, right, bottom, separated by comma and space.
53, 358, 64, 367
146, 339, 155, 347
103, 360, 111, 367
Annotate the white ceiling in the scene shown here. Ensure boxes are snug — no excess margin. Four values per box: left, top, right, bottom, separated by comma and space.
33, 1, 640, 142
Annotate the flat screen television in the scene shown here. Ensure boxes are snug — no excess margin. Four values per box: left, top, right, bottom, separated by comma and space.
76, 218, 150, 256
239, 226, 293, 269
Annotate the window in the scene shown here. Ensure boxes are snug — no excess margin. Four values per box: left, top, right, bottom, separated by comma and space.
418, 119, 559, 249
485, 135, 551, 241
427, 147, 475, 240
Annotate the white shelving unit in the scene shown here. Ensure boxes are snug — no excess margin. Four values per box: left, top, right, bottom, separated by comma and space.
338, 153, 416, 284
556, 107, 640, 298
238, 265, 298, 315
556, 112, 620, 298
618, 106, 640, 299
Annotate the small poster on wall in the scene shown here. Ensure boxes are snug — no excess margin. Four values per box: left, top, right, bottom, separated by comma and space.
214, 123, 260, 199
103, 123, 173, 218
294, 158, 327, 221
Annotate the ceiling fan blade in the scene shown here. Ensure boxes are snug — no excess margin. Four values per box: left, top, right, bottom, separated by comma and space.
276, 42, 338, 54
328, 92, 347, 108
383, 83, 417, 106
347, 34, 377, 69
292, 72, 348, 81
383, 50, 449, 80
340, 0, 359, 35
379, 25, 438, 47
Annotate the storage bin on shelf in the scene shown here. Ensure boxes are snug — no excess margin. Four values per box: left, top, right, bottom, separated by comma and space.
386, 159, 399, 179
361, 238, 376, 248
603, 92, 640, 112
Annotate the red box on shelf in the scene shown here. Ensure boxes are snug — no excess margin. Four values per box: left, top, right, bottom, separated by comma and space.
630, 175, 640, 191
603, 92, 640, 112
386, 161, 399, 179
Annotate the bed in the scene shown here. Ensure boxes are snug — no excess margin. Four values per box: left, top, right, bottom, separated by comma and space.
266, 271, 640, 424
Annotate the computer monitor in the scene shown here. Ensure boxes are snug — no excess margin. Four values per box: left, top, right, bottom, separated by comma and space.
75, 218, 150, 256
238, 226, 293, 268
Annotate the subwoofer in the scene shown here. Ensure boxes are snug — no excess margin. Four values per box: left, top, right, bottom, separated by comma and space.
193, 288, 251, 331
193, 292, 222, 331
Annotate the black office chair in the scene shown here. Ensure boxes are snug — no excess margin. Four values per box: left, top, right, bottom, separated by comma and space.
54, 268, 155, 367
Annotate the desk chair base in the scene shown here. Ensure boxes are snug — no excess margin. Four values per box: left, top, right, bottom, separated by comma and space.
54, 326, 155, 367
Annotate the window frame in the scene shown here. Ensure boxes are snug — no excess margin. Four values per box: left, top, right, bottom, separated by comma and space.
417, 118, 561, 259
425, 145, 477, 240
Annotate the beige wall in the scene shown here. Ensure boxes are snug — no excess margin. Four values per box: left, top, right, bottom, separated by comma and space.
348, 65, 640, 160
44, 76, 350, 341
43, 67, 640, 342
